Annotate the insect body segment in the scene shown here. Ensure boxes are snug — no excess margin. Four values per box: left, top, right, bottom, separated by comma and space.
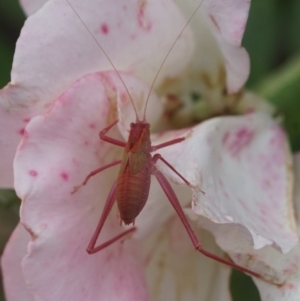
75, 119, 191, 251
117, 121, 152, 225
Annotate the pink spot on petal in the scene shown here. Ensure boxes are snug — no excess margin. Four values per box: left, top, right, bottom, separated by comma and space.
224, 127, 255, 156
137, 6, 152, 31
23, 118, 30, 123
29, 170, 38, 177
19, 128, 26, 136
222, 131, 230, 145
60, 172, 69, 181
283, 268, 293, 276
130, 34, 137, 40
89, 123, 96, 129
100, 23, 109, 35
287, 283, 295, 290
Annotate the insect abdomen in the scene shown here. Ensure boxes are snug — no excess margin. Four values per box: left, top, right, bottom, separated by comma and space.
116, 163, 151, 225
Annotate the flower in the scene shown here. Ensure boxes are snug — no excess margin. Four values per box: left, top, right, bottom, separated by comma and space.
1, 0, 298, 300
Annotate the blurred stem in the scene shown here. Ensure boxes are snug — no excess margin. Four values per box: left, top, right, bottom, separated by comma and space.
255, 54, 300, 151
257, 55, 300, 99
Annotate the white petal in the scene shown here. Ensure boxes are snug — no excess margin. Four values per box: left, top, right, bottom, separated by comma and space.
143, 219, 232, 301
174, 0, 250, 93
20, 0, 48, 15
153, 113, 297, 253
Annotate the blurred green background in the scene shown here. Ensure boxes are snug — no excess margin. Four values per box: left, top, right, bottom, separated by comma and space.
0, 0, 300, 300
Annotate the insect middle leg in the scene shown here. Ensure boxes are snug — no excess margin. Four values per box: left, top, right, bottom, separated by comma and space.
87, 181, 136, 254
153, 167, 263, 280
71, 160, 121, 193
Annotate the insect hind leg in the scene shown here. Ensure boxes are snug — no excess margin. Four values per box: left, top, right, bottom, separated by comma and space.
152, 154, 204, 194
153, 167, 263, 280
87, 181, 136, 254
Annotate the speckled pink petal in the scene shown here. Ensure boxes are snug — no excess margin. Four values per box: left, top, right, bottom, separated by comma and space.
175, 0, 250, 93
202, 0, 250, 93
5, 0, 193, 115
152, 113, 297, 254
0, 104, 32, 187
15, 72, 157, 301
198, 153, 300, 299
253, 246, 300, 301
250, 152, 300, 299
143, 220, 232, 301
19, 0, 48, 15
1, 223, 34, 301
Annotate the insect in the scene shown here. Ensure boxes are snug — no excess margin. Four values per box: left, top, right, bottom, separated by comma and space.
67, 0, 264, 281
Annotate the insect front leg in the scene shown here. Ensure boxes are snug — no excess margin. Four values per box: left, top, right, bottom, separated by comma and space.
71, 160, 121, 194
100, 120, 126, 147
87, 181, 136, 254
153, 167, 263, 281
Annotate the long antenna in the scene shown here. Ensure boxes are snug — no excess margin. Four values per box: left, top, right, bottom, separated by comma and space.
65, 0, 139, 119
143, 0, 205, 121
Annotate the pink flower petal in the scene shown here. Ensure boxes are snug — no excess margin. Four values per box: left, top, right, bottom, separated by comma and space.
19, 0, 48, 15
202, 0, 250, 92
219, 43, 249, 93
143, 219, 232, 301
5, 0, 193, 115
201, 153, 300, 299
15, 72, 165, 301
202, 0, 250, 47
153, 113, 297, 253
253, 245, 300, 301
0, 103, 32, 187
176, 0, 250, 93
1, 223, 34, 301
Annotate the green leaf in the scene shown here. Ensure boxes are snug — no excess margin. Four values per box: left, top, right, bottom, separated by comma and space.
0, 189, 20, 301
288, 1, 300, 54
243, 0, 278, 88
0, 34, 14, 88
0, 0, 26, 89
0, 0, 25, 33
231, 270, 261, 301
